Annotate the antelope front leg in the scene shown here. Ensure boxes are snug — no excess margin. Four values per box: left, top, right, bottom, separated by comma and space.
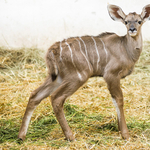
104, 74, 129, 139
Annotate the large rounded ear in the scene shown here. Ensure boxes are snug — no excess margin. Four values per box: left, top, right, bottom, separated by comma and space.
141, 4, 150, 21
107, 4, 126, 23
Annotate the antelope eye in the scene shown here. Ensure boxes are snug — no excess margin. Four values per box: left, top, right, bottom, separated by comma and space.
125, 21, 128, 25
138, 21, 142, 24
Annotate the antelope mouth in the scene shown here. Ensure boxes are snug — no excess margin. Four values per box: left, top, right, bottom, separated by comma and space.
128, 30, 137, 37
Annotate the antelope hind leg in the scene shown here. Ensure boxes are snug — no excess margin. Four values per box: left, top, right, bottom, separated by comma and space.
18, 76, 61, 141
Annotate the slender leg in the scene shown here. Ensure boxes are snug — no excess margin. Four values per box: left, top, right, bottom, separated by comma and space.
51, 78, 87, 141
104, 74, 129, 139
18, 76, 61, 140
52, 94, 74, 141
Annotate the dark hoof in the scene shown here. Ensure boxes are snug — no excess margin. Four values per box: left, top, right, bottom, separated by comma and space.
64, 136, 75, 142
16, 138, 24, 144
122, 133, 129, 140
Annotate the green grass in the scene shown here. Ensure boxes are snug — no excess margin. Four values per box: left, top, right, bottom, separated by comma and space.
0, 107, 149, 148
0, 42, 150, 149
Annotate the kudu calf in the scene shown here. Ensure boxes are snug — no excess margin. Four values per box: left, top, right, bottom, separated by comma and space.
18, 4, 150, 141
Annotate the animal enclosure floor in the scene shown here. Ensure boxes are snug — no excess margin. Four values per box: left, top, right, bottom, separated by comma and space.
0, 44, 150, 149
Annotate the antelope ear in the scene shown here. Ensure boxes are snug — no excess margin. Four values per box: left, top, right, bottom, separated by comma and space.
141, 4, 150, 21
107, 4, 126, 23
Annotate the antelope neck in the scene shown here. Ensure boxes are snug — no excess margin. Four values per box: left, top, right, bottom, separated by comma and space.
125, 31, 143, 63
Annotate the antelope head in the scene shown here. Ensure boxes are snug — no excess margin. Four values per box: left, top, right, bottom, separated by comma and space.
108, 4, 150, 37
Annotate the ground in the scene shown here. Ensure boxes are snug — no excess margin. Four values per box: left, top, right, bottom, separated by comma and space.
0, 42, 150, 149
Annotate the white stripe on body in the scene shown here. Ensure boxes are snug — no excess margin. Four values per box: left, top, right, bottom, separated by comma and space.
65, 41, 82, 80
91, 37, 100, 72
79, 37, 92, 72
71, 44, 88, 79
79, 37, 88, 58
112, 98, 121, 122
51, 52, 58, 75
99, 38, 108, 63
60, 41, 63, 61
75, 38, 92, 74
118, 69, 123, 77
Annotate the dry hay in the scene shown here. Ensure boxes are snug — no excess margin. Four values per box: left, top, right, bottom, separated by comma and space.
0, 43, 150, 149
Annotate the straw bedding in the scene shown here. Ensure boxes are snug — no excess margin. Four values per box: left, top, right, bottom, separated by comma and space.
0, 43, 150, 149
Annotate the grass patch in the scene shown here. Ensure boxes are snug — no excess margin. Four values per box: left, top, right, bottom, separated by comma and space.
0, 119, 19, 143
0, 42, 150, 149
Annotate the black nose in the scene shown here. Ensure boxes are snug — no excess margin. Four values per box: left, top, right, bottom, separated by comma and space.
129, 28, 137, 32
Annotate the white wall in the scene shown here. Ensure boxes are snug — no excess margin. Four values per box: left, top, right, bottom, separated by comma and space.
0, 0, 150, 50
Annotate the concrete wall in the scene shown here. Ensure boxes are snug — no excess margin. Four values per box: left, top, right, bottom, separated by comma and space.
0, 0, 150, 50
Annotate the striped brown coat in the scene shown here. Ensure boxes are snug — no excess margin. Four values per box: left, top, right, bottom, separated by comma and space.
18, 4, 150, 141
